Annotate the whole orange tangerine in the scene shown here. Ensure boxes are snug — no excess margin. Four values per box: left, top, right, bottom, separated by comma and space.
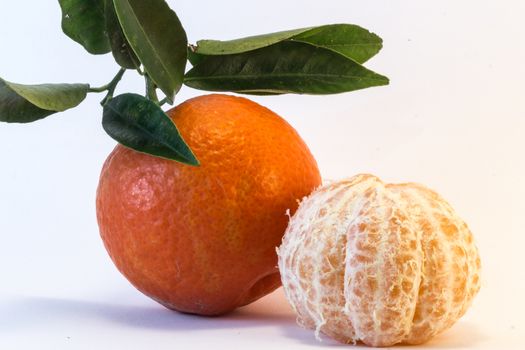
96, 94, 321, 315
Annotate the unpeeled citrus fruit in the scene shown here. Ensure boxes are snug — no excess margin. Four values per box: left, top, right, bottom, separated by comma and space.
278, 174, 481, 346
96, 94, 321, 315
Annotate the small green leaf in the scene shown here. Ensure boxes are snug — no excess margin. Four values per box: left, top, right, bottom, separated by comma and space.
104, 0, 140, 69
184, 41, 389, 95
190, 24, 382, 65
102, 93, 198, 165
0, 78, 89, 123
113, 0, 187, 102
59, 0, 111, 55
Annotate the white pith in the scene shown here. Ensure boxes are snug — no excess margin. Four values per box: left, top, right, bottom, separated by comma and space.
277, 174, 481, 347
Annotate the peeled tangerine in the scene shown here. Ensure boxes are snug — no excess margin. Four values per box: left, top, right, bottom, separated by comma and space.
277, 174, 481, 347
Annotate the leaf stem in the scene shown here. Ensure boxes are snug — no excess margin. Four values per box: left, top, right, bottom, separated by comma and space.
159, 97, 170, 106
88, 85, 110, 93
88, 68, 126, 94
145, 74, 159, 104
100, 68, 127, 106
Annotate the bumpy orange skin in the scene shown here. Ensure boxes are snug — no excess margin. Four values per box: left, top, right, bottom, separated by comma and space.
96, 94, 321, 315
278, 174, 481, 346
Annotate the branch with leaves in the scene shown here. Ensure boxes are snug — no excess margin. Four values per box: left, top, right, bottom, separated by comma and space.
0, 0, 389, 166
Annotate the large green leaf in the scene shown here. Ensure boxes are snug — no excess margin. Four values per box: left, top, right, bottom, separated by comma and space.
0, 78, 89, 123
59, 0, 111, 54
190, 24, 382, 65
113, 0, 187, 102
105, 0, 140, 69
184, 41, 389, 95
102, 93, 198, 165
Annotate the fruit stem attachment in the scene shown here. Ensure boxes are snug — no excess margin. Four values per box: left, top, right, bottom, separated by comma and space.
90, 68, 126, 106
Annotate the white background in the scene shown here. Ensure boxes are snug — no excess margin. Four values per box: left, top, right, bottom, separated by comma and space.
1, 0, 524, 349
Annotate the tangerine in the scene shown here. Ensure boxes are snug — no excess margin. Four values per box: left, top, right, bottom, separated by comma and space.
96, 94, 321, 315
278, 174, 481, 346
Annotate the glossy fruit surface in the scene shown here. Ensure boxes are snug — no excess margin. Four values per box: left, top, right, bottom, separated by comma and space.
278, 174, 481, 346
97, 94, 321, 315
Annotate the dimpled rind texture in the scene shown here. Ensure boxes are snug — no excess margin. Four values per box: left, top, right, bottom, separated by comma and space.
97, 94, 321, 316
277, 174, 481, 347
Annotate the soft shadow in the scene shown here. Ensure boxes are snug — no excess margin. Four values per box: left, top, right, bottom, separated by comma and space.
2, 293, 486, 348
280, 324, 351, 348
0, 294, 295, 333
422, 321, 488, 349
280, 320, 487, 348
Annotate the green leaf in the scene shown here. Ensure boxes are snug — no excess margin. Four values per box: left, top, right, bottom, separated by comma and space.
59, 0, 111, 55
291, 24, 382, 64
192, 28, 309, 56
190, 24, 382, 65
0, 78, 89, 123
105, 0, 140, 69
113, 0, 187, 102
184, 41, 389, 95
102, 93, 198, 165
